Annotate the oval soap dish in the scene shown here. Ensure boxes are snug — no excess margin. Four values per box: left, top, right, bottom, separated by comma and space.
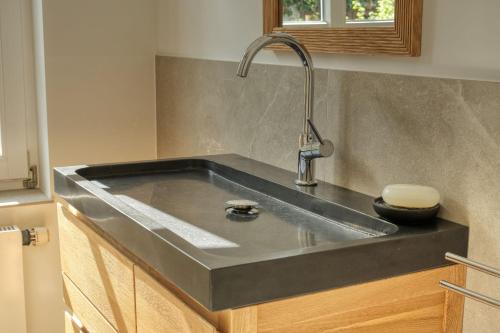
372, 197, 440, 225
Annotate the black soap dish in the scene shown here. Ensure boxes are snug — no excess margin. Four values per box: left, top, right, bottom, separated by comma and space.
372, 197, 440, 225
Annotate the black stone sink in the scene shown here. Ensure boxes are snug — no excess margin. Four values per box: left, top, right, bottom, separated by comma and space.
54, 154, 468, 310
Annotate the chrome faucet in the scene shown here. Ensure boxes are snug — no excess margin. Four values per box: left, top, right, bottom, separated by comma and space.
237, 33, 334, 186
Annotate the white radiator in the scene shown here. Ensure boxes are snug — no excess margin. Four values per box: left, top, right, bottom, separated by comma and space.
0, 225, 27, 333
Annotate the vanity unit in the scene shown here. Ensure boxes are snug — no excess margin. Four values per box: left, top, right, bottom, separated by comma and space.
55, 154, 468, 333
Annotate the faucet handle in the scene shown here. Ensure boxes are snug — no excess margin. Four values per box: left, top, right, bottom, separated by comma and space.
307, 119, 325, 144
301, 119, 334, 158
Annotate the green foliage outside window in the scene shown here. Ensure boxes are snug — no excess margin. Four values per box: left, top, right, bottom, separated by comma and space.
347, 0, 395, 21
283, 0, 322, 22
283, 0, 395, 22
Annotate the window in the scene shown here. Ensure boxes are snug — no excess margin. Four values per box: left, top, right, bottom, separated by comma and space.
345, 0, 395, 24
0, 0, 36, 189
283, 0, 395, 27
283, 0, 326, 25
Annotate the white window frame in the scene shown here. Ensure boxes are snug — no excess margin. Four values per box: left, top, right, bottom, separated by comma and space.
0, 0, 37, 190
284, 0, 395, 28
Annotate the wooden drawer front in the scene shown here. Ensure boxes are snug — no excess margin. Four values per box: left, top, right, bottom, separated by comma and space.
65, 311, 82, 333
58, 204, 135, 333
135, 266, 218, 333
63, 274, 117, 333
255, 266, 463, 333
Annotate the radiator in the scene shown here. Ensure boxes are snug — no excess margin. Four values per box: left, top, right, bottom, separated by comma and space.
0, 226, 27, 333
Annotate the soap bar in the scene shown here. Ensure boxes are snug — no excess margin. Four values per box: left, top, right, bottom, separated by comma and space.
382, 184, 440, 209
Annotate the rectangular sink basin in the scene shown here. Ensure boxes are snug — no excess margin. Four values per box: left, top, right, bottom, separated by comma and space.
88, 163, 396, 258
55, 154, 468, 310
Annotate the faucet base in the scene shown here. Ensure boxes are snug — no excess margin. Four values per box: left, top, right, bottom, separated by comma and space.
296, 154, 317, 186
295, 179, 318, 187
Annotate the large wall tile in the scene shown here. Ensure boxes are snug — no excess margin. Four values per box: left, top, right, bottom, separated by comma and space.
156, 56, 500, 333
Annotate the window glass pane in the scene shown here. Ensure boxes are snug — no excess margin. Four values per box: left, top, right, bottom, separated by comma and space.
346, 0, 394, 22
283, 0, 323, 23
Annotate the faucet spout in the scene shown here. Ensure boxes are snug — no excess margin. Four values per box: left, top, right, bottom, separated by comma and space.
237, 33, 333, 186
237, 33, 314, 141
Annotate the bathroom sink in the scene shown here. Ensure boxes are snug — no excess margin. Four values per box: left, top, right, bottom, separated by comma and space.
79, 159, 397, 258
54, 154, 468, 310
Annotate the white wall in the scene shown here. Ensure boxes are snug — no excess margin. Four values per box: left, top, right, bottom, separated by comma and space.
0, 1, 158, 332
44, 0, 158, 167
158, 0, 500, 82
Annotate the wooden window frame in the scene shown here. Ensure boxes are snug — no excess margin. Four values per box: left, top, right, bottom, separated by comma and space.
263, 0, 423, 56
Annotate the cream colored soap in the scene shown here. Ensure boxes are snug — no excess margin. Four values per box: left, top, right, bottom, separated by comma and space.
382, 184, 440, 209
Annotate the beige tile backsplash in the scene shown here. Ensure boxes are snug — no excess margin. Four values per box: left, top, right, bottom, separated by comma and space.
156, 56, 500, 332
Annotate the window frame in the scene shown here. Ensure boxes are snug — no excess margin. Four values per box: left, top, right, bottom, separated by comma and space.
264, 0, 423, 56
0, 0, 38, 189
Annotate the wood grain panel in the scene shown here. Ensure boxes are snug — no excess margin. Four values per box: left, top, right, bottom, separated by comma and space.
263, 0, 423, 56
219, 308, 258, 333
263, 0, 281, 34
139, 266, 221, 328
256, 266, 461, 333
135, 266, 218, 333
58, 204, 136, 333
443, 265, 467, 333
64, 311, 83, 333
63, 274, 118, 333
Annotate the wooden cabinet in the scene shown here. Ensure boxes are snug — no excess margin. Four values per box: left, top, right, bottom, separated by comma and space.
58, 204, 135, 333
255, 266, 465, 333
64, 311, 81, 333
57, 202, 465, 333
135, 266, 218, 333
63, 274, 117, 333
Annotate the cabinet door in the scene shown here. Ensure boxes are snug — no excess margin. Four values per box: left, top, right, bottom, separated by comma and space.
63, 274, 117, 333
58, 204, 135, 333
256, 266, 464, 333
64, 311, 81, 333
135, 266, 218, 333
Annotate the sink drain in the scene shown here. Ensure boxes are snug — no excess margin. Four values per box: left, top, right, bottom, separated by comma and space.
225, 200, 259, 220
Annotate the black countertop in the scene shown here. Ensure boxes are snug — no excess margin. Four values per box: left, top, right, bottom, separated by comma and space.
54, 154, 468, 310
